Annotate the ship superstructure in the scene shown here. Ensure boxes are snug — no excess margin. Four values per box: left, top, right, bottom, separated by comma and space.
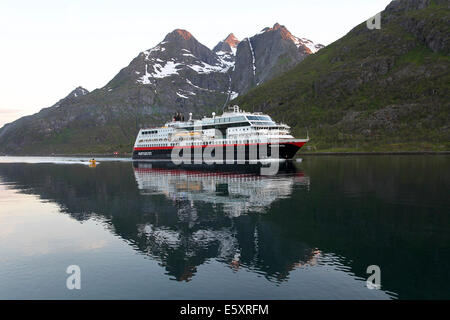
132, 105, 308, 161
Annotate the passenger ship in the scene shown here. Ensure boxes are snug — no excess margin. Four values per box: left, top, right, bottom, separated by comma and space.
132, 105, 308, 162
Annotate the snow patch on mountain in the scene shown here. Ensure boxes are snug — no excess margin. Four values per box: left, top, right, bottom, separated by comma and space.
186, 79, 216, 92
292, 36, 323, 53
138, 61, 182, 83
188, 61, 230, 74
137, 64, 152, 84
247, 38, 256, 76
181, 49, 197, 58
216, 51, 235, 69
152, 61, 182, 78
213, 34, 239, 72
215, 50, 230, 56
144, 45, 166, 58
183, 53, 197, 58
67, 87, 89, 99
179, 89, 196, 96
176, 92, 189, 99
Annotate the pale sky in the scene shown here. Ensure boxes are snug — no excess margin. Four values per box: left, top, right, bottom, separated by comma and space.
0, 0, 392, 127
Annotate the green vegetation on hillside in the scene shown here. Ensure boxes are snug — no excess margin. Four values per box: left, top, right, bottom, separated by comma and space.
234, 2, 450, 152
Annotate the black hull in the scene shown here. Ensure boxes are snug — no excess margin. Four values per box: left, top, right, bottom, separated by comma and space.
132, 142, 304, 162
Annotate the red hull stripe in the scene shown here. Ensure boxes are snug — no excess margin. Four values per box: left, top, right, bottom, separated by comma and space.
134, 142, 305, 151
135, 167, 305, 178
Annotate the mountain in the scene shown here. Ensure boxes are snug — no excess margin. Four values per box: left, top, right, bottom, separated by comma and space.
0, 24, 322, 154
213, 33, 240, 65
234, 0, 450, 152
105, 28, 232, 115
232, 23, 324, 95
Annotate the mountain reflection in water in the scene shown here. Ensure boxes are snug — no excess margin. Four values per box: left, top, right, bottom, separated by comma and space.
1, 156, 449, 299
132, 161, 314, 282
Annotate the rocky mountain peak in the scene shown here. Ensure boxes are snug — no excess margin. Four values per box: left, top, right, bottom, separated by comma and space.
254, 22, 324, 56
259, 23, 298, 42
164, 29, 194, 42
259, 23, 286, 34
272, 23, 285, 31
213, 33, 240, 55
224, 33, 240, 49
51, 86, 90, 107
74, 86, 89, 95
275, 24, 296, 42
213, 33, 240, 68
67, 86, 89, 99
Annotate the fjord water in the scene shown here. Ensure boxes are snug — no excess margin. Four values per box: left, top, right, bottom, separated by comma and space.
0, 156, 449, 299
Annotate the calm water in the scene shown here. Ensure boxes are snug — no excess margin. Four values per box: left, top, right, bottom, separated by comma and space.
0, 156, 449, 300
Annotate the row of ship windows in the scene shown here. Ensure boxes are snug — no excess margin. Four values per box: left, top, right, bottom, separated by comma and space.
139, 138, 168, 143
250, 121, 276, 126
203, 116, 271, 122
141, 129, 172, 135
246, 116, 271, 121
202, 116, 247, 124
230, 127, 286, 131
139, 139, 262, 147
141, 130, 158, 135
229, 128, 250, 132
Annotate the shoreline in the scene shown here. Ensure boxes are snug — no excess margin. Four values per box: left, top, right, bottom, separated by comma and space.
1, 151, 449, 158
298, 151, 450, 156
0, 154, 131, 158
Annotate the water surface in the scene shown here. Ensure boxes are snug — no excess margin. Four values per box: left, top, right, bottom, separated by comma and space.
0, 156, 449, 299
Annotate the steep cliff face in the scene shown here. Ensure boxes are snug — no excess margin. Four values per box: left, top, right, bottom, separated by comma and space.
231, 23, 323, 95
235, 0, 450, 151
0, 25, 322, 154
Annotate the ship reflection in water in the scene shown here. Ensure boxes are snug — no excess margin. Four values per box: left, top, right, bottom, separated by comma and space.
132, 161, 316, 282
133, 161, 310, 216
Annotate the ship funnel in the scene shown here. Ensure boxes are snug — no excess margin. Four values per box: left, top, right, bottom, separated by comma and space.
189, 112, 192, 121
212, 112, 216, 119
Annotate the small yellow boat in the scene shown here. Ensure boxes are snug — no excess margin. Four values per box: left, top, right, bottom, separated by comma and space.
89, 159, 97, 167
